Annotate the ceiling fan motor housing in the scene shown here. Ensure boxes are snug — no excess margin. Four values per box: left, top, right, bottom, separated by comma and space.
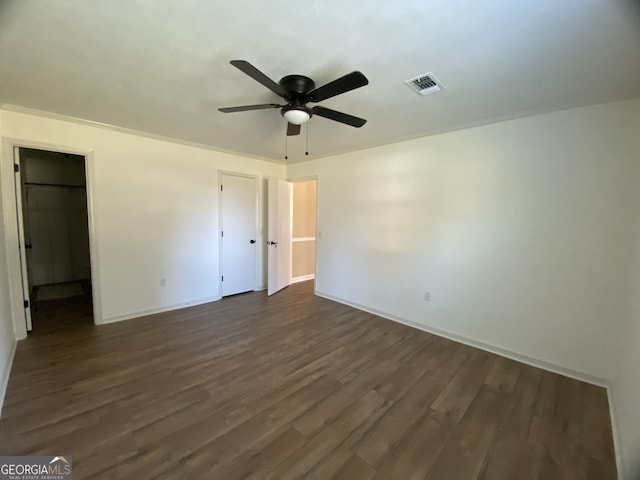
279, 75, 315, 121
279, 75, 315, 96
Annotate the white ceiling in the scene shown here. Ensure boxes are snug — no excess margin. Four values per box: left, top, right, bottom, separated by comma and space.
1, 0, 639, 162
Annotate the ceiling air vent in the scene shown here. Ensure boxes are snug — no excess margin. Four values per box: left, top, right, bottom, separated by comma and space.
405, 72, 444, 96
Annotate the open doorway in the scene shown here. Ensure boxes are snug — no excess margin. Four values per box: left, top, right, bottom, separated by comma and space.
291, 179, 317, 284
15, 147, 93, 332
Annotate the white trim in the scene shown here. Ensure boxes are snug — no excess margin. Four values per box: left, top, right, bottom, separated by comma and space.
286, 174, 318, 183
83, 151, 104, 325
282, 100, 627, 165
314, 290, 608, 387
0, 339, 17, 414
3, 99, 625, 166
1, 138, 104, 336
314, 178, 319, 289
291, 274, 315, 284
0, 142, 24, 339
607, 388, 625, 480
1, 104, 283, 165
289, 182, 294, 287
101, 295, 220, 325
12, 147, 32, 331
292, 237, 315, 242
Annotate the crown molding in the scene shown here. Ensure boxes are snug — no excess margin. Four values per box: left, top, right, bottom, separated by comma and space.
0, 104, 285, 165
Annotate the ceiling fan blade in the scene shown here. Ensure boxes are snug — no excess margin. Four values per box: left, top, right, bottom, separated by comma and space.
229, 60, 287, 97
287, 123, 301, 136
312, 106, 367, 127
218, 103, 282, 113
307, 71, 369, 102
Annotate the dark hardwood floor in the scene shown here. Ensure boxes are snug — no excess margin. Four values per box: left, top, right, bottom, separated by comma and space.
29, 289, 94, 333
0, 281, 616, 479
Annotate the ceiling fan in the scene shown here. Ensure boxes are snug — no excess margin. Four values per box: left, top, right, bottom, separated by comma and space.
218, 60, 369, 136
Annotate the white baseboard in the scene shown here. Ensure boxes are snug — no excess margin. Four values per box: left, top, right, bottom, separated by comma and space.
0, 339, 17, 415
100, 296, 221, 325
291, 274, 315, 284
315, 290, 608, 388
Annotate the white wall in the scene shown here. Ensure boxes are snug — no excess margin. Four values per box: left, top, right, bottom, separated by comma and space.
0, 114, 17, 412
289, 98, 640, 384
0, 186, 16, 413
1, 109, 285, 337
611, 192, 640, 480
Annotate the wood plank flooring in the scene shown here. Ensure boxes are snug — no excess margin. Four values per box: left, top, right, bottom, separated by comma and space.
0, 281, 617, 479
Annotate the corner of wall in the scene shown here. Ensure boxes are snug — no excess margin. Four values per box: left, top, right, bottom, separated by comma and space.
315, 290, 609, 387
0, 337, 16, 415
0, 111, 19, 413
606, 387, 625, 480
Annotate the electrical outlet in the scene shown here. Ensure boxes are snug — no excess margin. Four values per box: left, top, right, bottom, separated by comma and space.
160, 278, 167, 287
424, 291, 431, 302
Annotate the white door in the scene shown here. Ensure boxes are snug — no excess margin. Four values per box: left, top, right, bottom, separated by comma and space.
220, 174, 256, 296
267, 178, 292, 296
13, 147, 33, 331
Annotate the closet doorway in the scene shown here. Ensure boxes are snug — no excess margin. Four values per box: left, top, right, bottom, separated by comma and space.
15, 147, 94, 332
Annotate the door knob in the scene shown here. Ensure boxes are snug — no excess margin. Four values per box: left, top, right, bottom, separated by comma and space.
250, 239, 256, 244
25, 242, 33, 250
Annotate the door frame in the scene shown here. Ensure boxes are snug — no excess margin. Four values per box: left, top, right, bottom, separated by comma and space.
12, 147, 32, 331
287, 175, 319, 292
217, 170, 259, 298
1, 137, 103, 338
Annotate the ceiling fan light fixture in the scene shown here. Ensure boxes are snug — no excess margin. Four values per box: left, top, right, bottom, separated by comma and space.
283, 108, 310, 125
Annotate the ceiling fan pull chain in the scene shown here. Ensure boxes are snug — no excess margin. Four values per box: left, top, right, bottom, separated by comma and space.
305, 122, 309, 156
284, 124, 288, 160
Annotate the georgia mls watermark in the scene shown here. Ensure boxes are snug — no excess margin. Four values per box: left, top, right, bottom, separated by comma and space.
0, 456, 72, 480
